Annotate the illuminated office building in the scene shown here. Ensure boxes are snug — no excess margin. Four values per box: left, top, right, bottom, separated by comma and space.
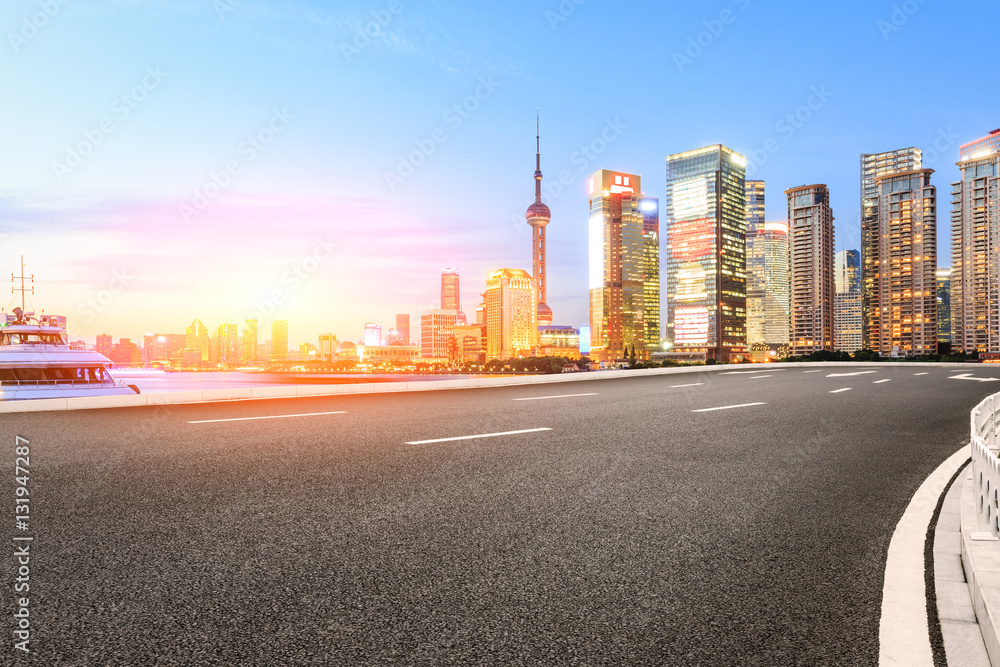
786, 184, 835, 355
441, 269, 466, 325
96, 334, 113, 358
214, 323, 239, 364
642, 196, 660, 348
242, 318, 258, 363
453, 323, 487, 364
952, 129, 1000, 353
485, 268, 537, 361
665, 145, 747, 361
833, 250, 861, 353
869, 169, 937, 356
538, 325, 581, 360
186, 319, 212, 361
937, 268, 951, 344
364, 322, 382, 347
587, 169, 657, 361
745, 180, 790, 347
525, 113, 553, 328
318, 333, 338, 361
861, 148, 923, 349
420, 309, 457, 359
271, 320, 288, 362
395, 314, 410, 345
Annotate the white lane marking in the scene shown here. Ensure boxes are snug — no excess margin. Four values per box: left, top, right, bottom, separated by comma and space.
827, 371, 879, 377
949, 373, 1000, 383
874, 379, 892, 384
720, 369, 786, 375
406, 428, 552, 445
829, 388, 852, 393
513, 393, 597, 401
913, 372, 929, 376
751, 375, 772, 379
691, 402, 766, 413
879, 445, 969, 666
670, 382, 705, 388
188, 411, 346, 424
803, 370, 823, 373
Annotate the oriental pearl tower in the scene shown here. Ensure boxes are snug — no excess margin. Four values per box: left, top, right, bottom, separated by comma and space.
525, 110, 553, 327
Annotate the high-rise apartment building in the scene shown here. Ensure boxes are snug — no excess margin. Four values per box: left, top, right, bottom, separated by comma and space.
270, 320, 288, 362
441, 269, 465, 324
588, 169, 657, 361
861, 148, 923, 349
485, 268, 537, 360
665, 145, 747, 361
420, 309, 458, 359
937, 268, 951, 345
214, 323, 239, 365
525, 113, 553, 328
96, 333, 113, 358
242, 318, 258, 363
786, 184, 835, 355
868, 169, 937, 355
834, 250, 862, 353
952, 129, 1000, 353
395, 314, 410, 345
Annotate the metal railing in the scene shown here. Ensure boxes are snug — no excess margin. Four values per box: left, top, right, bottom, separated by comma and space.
972, 393, 1000, 537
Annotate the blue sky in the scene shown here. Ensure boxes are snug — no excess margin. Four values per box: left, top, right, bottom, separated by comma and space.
0, 0, 994, 344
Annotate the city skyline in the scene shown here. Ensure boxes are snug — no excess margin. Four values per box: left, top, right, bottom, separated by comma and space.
2, 1, 997, 344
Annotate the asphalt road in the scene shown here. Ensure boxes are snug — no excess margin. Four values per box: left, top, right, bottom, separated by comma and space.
1, 365, 997, 666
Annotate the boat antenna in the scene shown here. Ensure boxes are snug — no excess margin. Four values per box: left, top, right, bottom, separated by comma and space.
11, 255, 33, 314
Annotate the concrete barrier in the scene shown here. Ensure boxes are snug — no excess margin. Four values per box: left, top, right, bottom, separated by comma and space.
0, 361, 984, 414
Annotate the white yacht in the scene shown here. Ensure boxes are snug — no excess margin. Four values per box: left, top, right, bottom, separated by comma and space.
0, 308, 139, 400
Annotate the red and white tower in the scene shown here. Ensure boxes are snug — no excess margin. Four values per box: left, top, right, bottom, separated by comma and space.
525, 110, 553, 327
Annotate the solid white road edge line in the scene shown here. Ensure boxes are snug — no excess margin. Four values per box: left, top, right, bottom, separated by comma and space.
691, 402, 765, 413
878, 445, 969, 667
512, 393, 598, 401
188, 411, 347, 424
406, 428, 552, 445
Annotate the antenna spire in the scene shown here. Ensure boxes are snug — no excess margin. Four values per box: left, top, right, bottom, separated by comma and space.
534, 108, 542, 203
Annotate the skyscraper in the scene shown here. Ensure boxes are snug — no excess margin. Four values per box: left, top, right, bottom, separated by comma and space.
364, 322, 381, 347
485, 268, 537, 360
420, 309, 457, 359
96, 333, 113, 358
525, 111, 553, 328
641, 196, 661, 348
861, 148, 923, 349
834, 250, 862, 353
185, 319, 211, 361
746, 215, 790, 347
441, 269, 465, 324
786, 184, 835, 355
242, 318, 258, 363
665, 145, 747, 361
587, 169, 654, 361
869, 169, 937, 356
214, 323, 239, 364
937, 268, 951, 345
271, 320, 288, 362
395, 313, 410, 345
952, 129, 1000, 353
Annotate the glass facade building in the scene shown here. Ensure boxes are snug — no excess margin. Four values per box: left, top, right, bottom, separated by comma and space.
833, 250, 862, 353
861, 148, 923, 349
665, 145, 747, 361
952, 130, 1000, 353
587, 170, 657, 361
485, 268, 537, 360
936, 268, 951, 344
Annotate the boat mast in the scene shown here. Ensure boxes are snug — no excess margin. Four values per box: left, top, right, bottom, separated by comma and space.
11, 255, 33, 315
